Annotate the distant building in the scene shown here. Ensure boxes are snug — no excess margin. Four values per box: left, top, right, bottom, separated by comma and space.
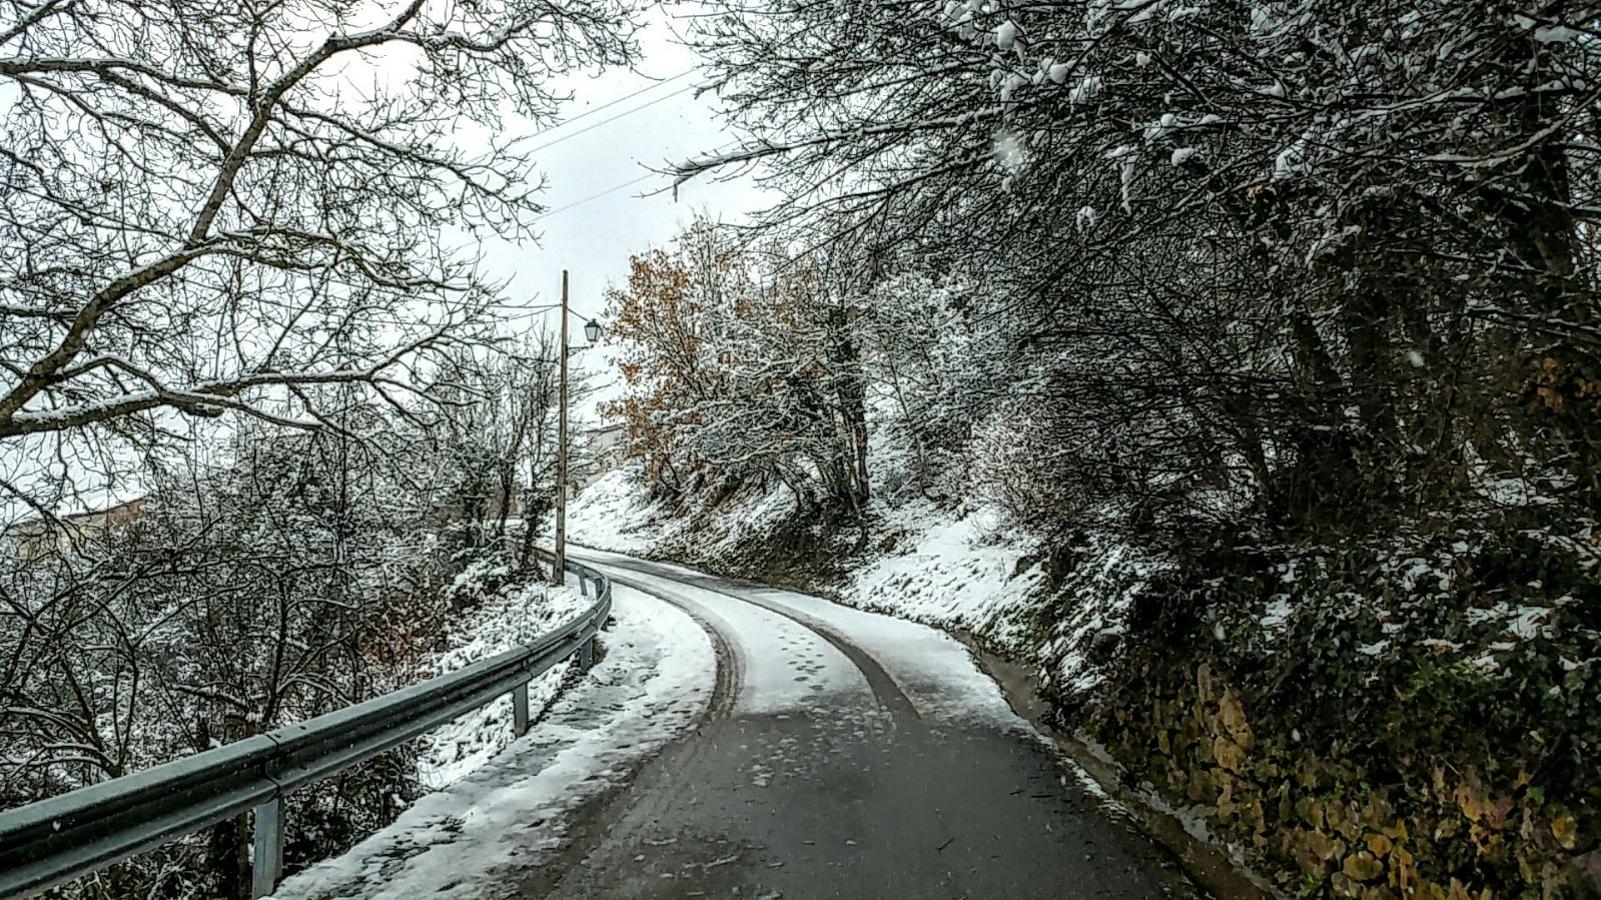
577, 423, 628, 490
7, 496, 149, 562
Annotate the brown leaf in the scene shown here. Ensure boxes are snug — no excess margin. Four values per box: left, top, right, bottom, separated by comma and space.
1553, 808, 1580, 851
1343, 850, 1385, 882
1213, 736, 1246, 773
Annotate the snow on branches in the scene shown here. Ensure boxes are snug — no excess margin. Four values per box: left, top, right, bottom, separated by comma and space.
0, 0, 639, 442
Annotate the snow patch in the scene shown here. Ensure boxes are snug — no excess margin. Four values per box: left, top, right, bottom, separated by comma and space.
272, 586, 714, 899
563, 465, 661, 553
417, 579, 589, 787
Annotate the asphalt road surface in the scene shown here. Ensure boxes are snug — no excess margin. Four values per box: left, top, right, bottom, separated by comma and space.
534, 551, 1203, 900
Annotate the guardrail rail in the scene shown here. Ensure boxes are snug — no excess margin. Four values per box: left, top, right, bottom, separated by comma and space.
0, 556, 612, 899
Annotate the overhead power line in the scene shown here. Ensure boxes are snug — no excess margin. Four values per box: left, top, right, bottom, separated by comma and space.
529, 69, 697, 142
534, 172, 659, 222
527, 82, 701, 156
531, 139, 750, 223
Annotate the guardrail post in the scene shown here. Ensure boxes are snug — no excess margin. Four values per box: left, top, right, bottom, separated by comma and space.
512, 683, 530, 736
579, 637, 595, 671
251, 797, 284, 899
579, 574, 589, 598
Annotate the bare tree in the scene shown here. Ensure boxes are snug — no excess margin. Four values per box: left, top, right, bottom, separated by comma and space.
0, 0, 638, 441
424, 331, 565, 572
0, 1, 644, 893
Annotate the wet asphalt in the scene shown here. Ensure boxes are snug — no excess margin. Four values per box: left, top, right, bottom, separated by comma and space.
535, 557, 1203, 900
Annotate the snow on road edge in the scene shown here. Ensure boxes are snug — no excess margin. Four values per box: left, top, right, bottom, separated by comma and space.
418, 577, 590, 787
568, 468, 1110, 693
272, 586, 714, 899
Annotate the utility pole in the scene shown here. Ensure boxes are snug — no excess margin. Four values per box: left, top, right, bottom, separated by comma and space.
552, 269, 570, 586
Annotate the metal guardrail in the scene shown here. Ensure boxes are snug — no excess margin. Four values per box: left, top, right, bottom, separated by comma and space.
0, 556, 612, 900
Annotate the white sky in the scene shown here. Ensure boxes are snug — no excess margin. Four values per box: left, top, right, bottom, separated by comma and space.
473, 6, 772, 424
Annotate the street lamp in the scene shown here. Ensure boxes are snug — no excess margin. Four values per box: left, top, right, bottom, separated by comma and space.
553, 276, 602, 586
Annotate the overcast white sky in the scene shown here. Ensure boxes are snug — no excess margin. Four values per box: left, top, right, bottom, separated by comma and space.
475, 6, 772, 423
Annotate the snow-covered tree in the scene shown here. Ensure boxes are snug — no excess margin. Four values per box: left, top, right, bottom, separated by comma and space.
0, 0, 647, 892
605, 220, 873, 512
1, 410, 453, 894
603, 219, 747, 494
422, 332, 568, 573
683, 0, 1601, 538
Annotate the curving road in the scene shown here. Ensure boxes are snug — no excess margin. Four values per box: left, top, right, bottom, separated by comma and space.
535, 550, 1203, 899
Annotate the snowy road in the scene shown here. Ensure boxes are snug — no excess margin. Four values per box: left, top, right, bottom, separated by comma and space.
271, 584, 716, 900
549, 550, 1202, 899
273, 551, 1201, 899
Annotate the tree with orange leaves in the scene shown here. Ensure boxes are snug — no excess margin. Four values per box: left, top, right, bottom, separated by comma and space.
602, 219, 743, 494
602, 219, 870, 513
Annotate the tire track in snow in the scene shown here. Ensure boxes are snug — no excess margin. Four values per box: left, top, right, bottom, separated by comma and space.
548, 553, 1203, 899
595, 569, 742, 722
580, 554, 918, 720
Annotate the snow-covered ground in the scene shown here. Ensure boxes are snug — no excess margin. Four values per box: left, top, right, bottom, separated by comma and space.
564, 462, 798, 559
271, 586, 714, 899
269, 477, 1155, 898
567, 466, 1146, 701
417, 575, 590, 786
842, 499, 1043, 651
552, 468, 660, 554
583, 554, 878, 716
